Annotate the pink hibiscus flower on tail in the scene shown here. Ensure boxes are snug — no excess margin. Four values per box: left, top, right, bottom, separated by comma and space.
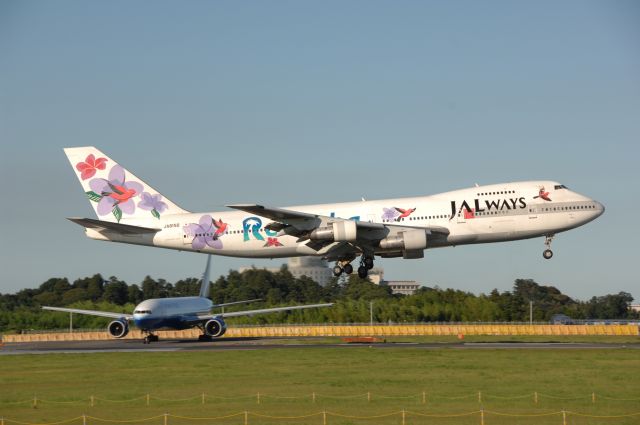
76, 154, 107, 180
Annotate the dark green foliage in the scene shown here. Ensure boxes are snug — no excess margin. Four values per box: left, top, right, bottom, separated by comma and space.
0, 269, 637, 333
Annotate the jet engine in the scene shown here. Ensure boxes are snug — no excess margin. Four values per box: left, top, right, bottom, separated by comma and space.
107, 320, 129, 338
204, 318, 227, 338
378, 230, 428, 251
309, 221, 357, 242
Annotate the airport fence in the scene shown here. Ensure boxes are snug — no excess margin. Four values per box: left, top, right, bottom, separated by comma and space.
2, 323, 638, 342
2, 409, 640, 425
4, 391, 640, 407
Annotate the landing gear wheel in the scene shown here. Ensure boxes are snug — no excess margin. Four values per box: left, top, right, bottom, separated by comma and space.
144, 335, 151, 344
333, 265, 343, 277
543, 234, 555, 260
343, 264, 353, 274
364, 257, 374, 270
357, 266, 368, 279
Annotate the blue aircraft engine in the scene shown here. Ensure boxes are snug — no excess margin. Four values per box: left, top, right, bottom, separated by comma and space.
107, 319, 129, 338
204, 318, 227, 337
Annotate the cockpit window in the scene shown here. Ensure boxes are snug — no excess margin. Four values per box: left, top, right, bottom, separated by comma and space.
554, 185, 569, 190
134, 310, 152, 314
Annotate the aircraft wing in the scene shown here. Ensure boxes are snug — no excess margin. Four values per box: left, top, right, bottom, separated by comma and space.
226, 204, 322, 231
67, 217, 161, 235
214, 299, 262, 308
226, 204, 450, 255
200, 303, 333, 319
42, 306, 133, 320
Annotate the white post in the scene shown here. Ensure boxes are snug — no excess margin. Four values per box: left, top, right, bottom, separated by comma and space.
529, 301, 533, 325
70, 312, 73, 333
82, 414, 86, 425
369, 302, 373, 326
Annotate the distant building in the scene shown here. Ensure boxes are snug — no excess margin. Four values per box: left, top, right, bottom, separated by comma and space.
367, 267, 420, 295
383, 281, 421, 296
287, 257, 333, 286
239, 257, 333, 286
366, 267, 385, 285
630, 304, 640, 313
239, 259, 421, 294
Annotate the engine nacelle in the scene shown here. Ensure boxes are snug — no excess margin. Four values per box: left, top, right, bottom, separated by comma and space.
309, 221, 357, 242
204, 318, 227, 338
107, 320, 129, 338
378, 230, 428, 251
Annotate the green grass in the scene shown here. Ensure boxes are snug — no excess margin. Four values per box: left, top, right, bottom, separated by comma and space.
1, 348, 639, 425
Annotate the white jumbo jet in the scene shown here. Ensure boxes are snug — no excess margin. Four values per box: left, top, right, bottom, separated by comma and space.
43, 255, 333, 343
63, 147, 604, 280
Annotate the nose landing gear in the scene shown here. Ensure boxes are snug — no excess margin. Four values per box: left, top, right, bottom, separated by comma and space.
543, 234, 554, 260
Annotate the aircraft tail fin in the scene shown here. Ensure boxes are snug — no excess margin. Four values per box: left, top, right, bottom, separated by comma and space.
64, 146, 189, 223
199, 254, 212, 298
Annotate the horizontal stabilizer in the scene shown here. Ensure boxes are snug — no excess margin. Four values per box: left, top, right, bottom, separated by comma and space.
67, 217, 161, 234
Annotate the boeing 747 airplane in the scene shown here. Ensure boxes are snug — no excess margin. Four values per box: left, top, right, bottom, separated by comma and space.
44, 255, 332, 343
64, 147, 604, 279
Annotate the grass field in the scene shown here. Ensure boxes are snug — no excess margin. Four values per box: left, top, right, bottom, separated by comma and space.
1, 347, 639, 425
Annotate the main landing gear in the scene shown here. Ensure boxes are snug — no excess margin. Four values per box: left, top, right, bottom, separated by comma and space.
334, 256, 375, 278
143, 333, 159, 344
543, 234, 554, 260
333, 258, 355, 277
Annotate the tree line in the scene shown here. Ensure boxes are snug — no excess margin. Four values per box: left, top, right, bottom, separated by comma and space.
0, 266, 636, 333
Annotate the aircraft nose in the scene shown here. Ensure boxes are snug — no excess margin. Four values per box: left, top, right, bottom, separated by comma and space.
595, 201, 605, 217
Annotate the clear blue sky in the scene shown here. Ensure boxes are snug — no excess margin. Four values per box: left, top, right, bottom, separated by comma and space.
1, 1, 638, 301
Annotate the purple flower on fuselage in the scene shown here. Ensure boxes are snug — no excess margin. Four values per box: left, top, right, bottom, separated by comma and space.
138, 192, 168, 218
89, 165, 144, 217
382, 207, 400, 222
184, 215, 223, 250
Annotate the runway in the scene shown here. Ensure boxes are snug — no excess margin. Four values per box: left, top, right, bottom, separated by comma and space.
1, 338, 638, 355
